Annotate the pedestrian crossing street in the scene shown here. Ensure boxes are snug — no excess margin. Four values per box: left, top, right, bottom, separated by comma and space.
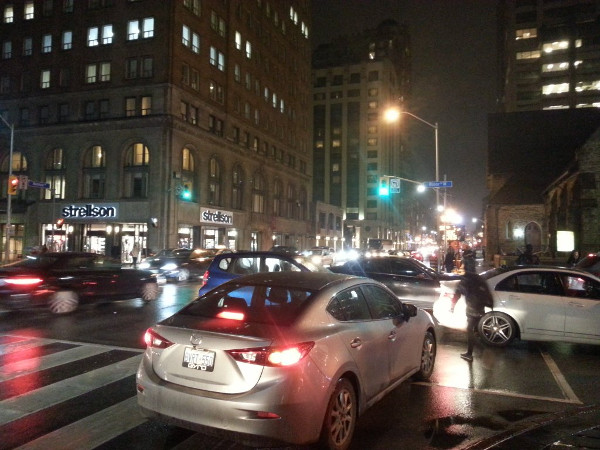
0, 333, 249, 450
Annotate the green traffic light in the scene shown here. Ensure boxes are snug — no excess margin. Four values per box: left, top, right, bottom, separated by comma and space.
181, 185, 191, 200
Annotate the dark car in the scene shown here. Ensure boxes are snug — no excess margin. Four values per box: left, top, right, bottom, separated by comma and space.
268, 245, 300, 256
330, 255, 455, 309
143, 248, 233, 282
0, 252, 159, 314
198, 251, 326, 296
575, 252, 600, 277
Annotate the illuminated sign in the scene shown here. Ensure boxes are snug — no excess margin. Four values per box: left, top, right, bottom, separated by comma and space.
61, 203, 118, 220
200, 208, 233, 225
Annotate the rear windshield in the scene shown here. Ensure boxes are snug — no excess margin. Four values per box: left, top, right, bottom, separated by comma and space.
176, 283, 315, 326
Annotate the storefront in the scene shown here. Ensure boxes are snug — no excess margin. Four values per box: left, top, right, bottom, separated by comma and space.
199, 207, 236, 250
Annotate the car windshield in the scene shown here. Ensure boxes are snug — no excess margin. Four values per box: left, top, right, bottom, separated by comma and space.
5, 255, 59, 268
176, 283, 316, 326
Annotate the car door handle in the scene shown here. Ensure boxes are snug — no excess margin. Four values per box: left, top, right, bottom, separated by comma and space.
350, 338, 362, 348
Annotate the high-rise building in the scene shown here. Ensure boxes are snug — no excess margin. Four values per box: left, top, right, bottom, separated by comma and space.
312, 19, 415, 250
0, 0, 312, 261
499, 0, 600, 111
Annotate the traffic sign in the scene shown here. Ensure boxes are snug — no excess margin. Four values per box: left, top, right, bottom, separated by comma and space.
423, 181, 453, 188
390, 177, 401, 193
28, 180, 51, 189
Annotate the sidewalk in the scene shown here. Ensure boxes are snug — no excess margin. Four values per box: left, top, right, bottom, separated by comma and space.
464, 403, 600, 449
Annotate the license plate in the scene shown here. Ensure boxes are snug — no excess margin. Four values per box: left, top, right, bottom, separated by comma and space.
182, 347, 215, 372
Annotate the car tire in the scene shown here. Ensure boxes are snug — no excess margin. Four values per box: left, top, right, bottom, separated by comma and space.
140, 282, 159, 302
177, 268, 190, 282
413, 330, 436, 381
48, 291, 79, 314
478, 311, 517, 347
319, 377, 356, 450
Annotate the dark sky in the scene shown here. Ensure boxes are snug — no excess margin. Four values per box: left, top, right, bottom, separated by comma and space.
311, 0, 498, 227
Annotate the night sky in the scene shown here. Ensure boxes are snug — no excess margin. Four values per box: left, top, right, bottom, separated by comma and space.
311, 0, 498, 227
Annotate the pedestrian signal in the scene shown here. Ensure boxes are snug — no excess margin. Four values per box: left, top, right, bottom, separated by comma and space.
8, 175, 18, 195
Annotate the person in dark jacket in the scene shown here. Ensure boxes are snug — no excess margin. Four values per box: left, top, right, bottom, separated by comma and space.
444, 247, 455, 273
462, 244, 476, 273
450, 272, 494, 362
517, 244, 540, 265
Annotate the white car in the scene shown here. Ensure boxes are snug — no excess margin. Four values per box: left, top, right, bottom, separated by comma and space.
433, 266, 600, 347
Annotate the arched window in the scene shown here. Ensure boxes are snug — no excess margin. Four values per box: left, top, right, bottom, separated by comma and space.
124, 143, 149, 198
1, 152, 28, 198
286, 183, 296, 218
252, 172, 265, 213
232, 164, 244, 210
181, 147, 195, 201
208, 156, 220, 206
273, 179, 282, 216
44, 148, 66, 199
83, 145, 106, 198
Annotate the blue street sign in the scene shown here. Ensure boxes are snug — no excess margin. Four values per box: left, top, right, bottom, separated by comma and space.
423, 181, 453, 188
28, 180, 51, 189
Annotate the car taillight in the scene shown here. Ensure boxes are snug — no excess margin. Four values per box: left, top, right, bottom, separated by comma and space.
201, 270, 209, 288
226, 342, 314, 367
143, 328, 174, 349
5, 277, 44, 286
216, 310, 245, 321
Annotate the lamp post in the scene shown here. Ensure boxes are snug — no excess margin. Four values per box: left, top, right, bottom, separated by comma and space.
384, 108, 441, 267
0, 115, 14, 264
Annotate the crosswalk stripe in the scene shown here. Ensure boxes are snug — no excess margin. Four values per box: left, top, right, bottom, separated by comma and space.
15, 397, 147, 450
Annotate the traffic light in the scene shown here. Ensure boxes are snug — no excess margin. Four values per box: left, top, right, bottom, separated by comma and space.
378, 176, 389, 196
180, 184, 192, 201
7, 175, 18, 195
56, 218, 65, 229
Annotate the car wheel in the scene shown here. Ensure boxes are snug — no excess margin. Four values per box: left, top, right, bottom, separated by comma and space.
319, 378, 356, 450
48, 291, 79, 314
140, 282, 159, 302
414, 330, 436, 381
478, 311, 517, 347
177, 268, 190, 282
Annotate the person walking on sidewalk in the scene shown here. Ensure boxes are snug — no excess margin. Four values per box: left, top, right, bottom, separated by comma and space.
450, 271, 494, 362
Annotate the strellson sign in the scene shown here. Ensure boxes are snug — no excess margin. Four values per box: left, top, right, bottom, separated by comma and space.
60, 203, 118, 220
200, 208, 233, 225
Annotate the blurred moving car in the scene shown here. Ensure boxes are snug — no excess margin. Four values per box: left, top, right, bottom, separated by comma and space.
153, 248, 233, 282
330, 255, 455, 309
0, 252, 159, 313
433, 266, 600, 347
303, 246, 335, 267
410, 251, 424, 262
575, 251, 600, 277
137, 272, 436, 449
198, 251, 325, 296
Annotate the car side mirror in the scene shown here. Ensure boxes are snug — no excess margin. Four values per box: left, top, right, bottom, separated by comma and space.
397, 303, 418, 323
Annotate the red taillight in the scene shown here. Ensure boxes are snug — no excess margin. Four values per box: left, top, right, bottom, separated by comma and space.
226, 342, 314, 367
201, 270, 209, 288
5, 277, 44, 286
216, 310, 245, 321
143, 328, 174, 349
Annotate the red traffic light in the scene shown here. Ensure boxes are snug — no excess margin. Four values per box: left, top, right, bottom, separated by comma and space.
56, 218, 65, 229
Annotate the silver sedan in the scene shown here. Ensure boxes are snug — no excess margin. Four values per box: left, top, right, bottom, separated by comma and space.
137, 272, 436, 449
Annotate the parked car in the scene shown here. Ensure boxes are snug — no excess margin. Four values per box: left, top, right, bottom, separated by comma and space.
153, 248, 233, 282
0, 252, 160, 313
198, 251, 326, 296
433, 266, 600, 347
330, 255, 455, 309
137, 271, 436, 449
303, 246, 336, 267
575, 251, 600, 277
268, 245, 300, 256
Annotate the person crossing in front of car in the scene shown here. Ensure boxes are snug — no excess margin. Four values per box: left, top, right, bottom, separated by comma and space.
450, 272, 494, 362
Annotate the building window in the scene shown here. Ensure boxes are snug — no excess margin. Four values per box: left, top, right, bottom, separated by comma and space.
42, 0, 53, 17
85, 62, 110, 83
210, 11, 226, 37
208, 156, 220, 206
286, 184, 296, 219
23, 37, 32, 56
39, 105, 50, 124
124, 143, 149, 198
252, 172, 265, 213
2, 41, 11, 59
515, 28, 537, 40
208, 115, 223, 136
180, 101, 188, 121
189, 105, 197, 124
191, 69, 199, 90
542, 40, 568, 54
83, 145, 106, 199
62, 31, 72, 50
44, 148, 66, 200
183, 0, 200, 16
59, 68, 69, 87
58, 103, 69, 122
125, 97, 136, 116
99, 99, 109, 118
141, 56, 153, 77
209, 46, 225, 71
102, 24, 113, 44
141, 96, 151, 115
235, 31, 242, 50
245, 41, 252, 59
4, 5, 14, 23
40, 70, 51, 89
209, 81, 224, 103
43, 34, 52, 54
126, 58, 138, 78
63, 0, 74, 13
128, 17, 154, 41
88, 27, 99, 46
1, 76, 10, 93
84, 101, 96, 120
232, 165, 244, 210
273, 179, 282, 216
24, 1, 34, 20
516, 50, 540, 60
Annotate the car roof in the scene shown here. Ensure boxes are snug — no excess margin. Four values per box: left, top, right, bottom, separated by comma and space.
227, 271, 361, 290
489, 265, 600, 280
214, 251, 301, 260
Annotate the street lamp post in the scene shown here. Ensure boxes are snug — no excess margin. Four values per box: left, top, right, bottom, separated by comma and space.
384, 108, 441, 268
0, 115, 14, 264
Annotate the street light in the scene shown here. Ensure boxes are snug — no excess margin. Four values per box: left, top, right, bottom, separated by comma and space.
384, 107, 441, 266
0, 114, 14, 264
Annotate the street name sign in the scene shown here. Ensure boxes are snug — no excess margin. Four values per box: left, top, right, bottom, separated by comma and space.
423, 181, 453, 188
28, 180, 51, 189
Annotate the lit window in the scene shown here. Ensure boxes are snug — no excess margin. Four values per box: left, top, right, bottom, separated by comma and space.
100, 62, 110, 81
575, 80, 600, 92
515, 28, 536, 40
542, 83, 569, 95
182, 25, 190, 46
62, 31, 72, 50
516, 50, 540, 60
235, 31, 242, 50
141, 96, 151, 115
88, 27, 99, 47
543, 40, 569, 53
40, 70, 51, 88
542, 62, 569, 73
24, 1, 34, 20
42, 34, 52, 53
4, 5, 14, 23
86, 64, 97, 83
143, 17, 154, 38
245, 41, 252, 59
128, 20, 140, 40
102, 24, 113, 45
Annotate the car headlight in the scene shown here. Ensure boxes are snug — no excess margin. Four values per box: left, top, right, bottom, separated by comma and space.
138, 261, 151, 269
160, 263, 178, 271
